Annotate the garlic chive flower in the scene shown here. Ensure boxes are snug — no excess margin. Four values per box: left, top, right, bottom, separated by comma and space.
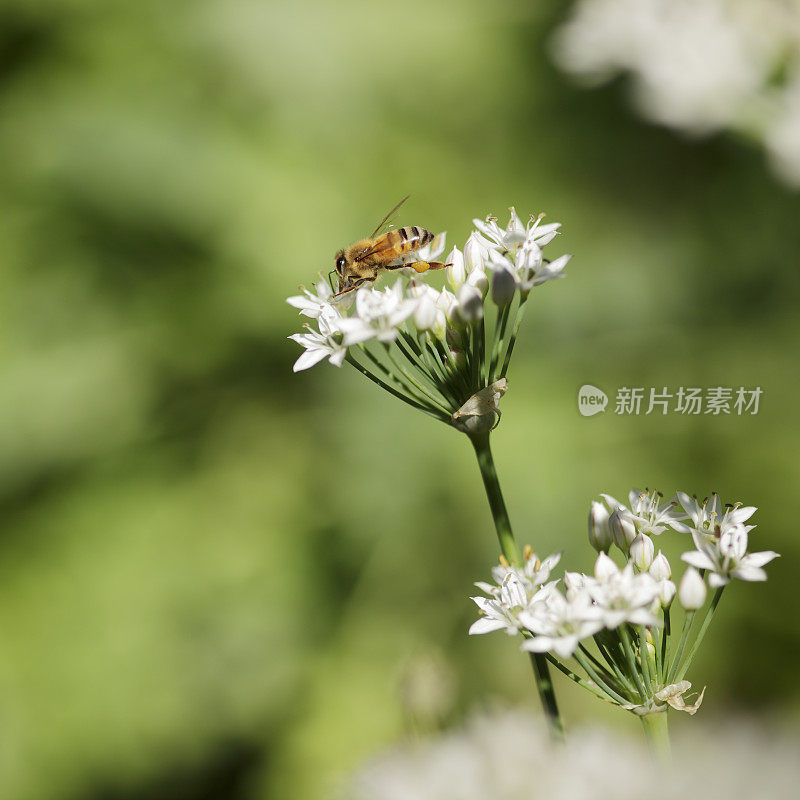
681, 525, 779, 587
469, 549, 562, 636
677, 492, 756, 539
287, 209, 572, 432
585, 554, 660, 628
468, 489, 780, 726
288, 305, 347, 372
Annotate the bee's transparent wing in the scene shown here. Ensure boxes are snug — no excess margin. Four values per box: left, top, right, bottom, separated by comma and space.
368, 194, 410, 239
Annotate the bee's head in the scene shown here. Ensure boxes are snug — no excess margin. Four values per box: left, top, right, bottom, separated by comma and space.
329, 250, 348, 291
334, 250, 347, 276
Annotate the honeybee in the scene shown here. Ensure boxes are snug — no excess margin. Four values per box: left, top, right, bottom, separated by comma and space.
331, 196, 447, 298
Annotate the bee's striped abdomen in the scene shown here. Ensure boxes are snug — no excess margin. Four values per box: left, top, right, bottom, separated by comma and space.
394, 226, 434, 255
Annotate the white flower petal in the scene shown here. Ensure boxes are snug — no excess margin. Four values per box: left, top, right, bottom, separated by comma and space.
293, 348, 329, 372
681, 550, 715, 570
469, 617, 508, 635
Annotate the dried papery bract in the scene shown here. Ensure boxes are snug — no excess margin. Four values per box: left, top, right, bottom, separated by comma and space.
451, 379, 507, 434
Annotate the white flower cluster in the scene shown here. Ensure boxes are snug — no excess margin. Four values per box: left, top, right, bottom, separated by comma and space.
471, 547, 661, 658
677, 492, 779, 588
551, 0, 800, 187
469, 488, 779, 714
342, 710, 800, 800
590, 489, 778, 590
287, 209, 571, 374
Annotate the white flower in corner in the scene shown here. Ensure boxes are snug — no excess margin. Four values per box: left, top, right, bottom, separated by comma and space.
288, 305, 348, 372
681, 525, 779, 587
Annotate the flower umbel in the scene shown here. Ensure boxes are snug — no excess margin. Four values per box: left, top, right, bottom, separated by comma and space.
468, 488, 779, 738
287, 208, 571, 432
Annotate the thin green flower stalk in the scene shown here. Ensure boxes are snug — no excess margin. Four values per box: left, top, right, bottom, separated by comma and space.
288, 208, 572, 738
469, 489, 780, 764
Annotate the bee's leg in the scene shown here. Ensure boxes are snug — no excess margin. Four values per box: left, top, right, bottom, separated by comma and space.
332, 276, 375, 299
410, 261, 447, 274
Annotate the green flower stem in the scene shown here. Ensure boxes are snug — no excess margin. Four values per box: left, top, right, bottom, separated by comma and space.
638, 627, 654, 692
619, 625, 648, 701
640, 711, 671, 767
578, 644, 619, 687
469, 431, 564, 741
572, 650, 630, 705
394, 337, 450, 395
660, 607, 670, 683
594, 637, 638, 697
499, 293, 529, 378
469, 324, 481, 389
383, 348, 452, 415
675, 587, 724, 683
544, 654, 615, 703
488, 304, 510, 382
395, 336, 459, 408
346, 354, 448, 421
469, 433, 520, 564
413, 333, 450, 390
426, 337, 459, 393
478, 318, 487, 384
666, 610, 696, 685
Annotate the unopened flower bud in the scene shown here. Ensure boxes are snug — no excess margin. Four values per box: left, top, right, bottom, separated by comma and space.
464, 233, 486, 273
466, 267, 488, 298
413, 292, 437, 331
594, 552, 618, 580
588, 501, 612, 552
679, 568, 707, 610
446, 246, 466, 289
446, 326, 465, 350
430, 309, 447, 340
456, 284, 484, 325
563, 571, 586, 600
659, 579, 676, 607
645, 641, 656, 661
649, 551, 671, 582
437, 289, 458, 326
608, 509, 636, 552
630, 533, 654, 571
489, 255, 517, 307
450, 348, 467, 370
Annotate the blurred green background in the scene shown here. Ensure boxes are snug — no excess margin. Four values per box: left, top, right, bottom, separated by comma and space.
1, 1, 798, 798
